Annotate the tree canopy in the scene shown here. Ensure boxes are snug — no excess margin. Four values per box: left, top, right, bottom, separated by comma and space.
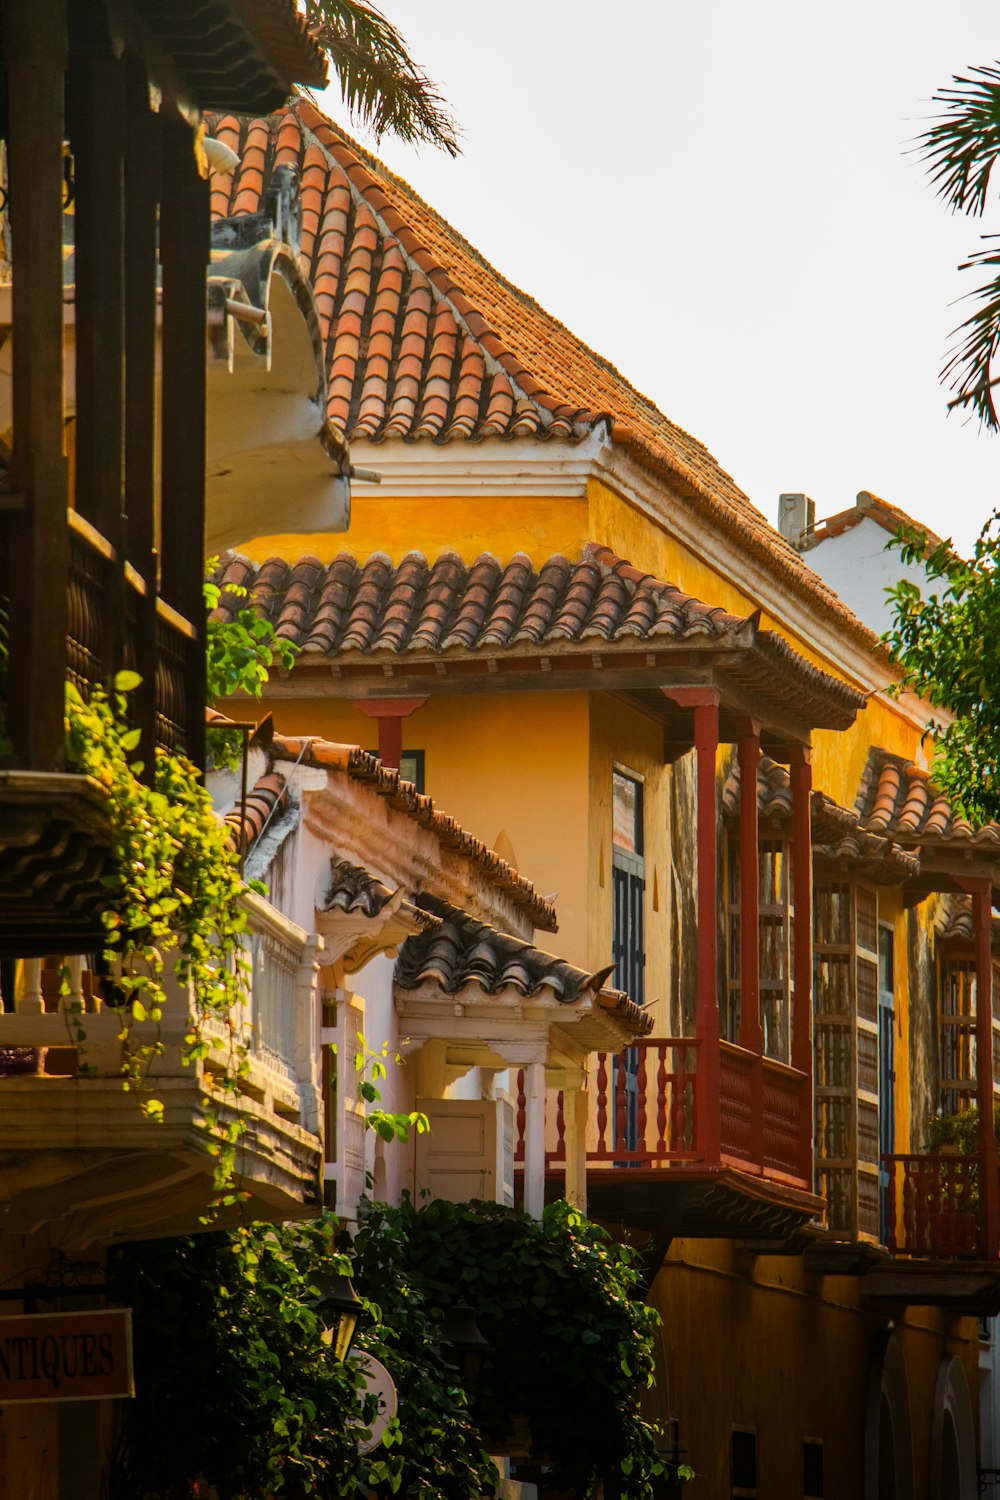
304, 1, 459, 155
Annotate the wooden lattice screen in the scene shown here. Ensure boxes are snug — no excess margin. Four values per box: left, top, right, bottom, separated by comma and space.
813, 880, 880, 1239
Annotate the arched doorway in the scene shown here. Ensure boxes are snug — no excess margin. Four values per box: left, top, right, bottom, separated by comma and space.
865, 1334, 914, 1500
931, 1356, 977, 1500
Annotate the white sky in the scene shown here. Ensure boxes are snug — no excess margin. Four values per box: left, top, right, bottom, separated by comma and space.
318, 2, 1000, 554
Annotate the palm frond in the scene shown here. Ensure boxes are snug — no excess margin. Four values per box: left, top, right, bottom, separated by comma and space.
303, 0, 459, 155
941, 239, 1000, 430
919, 65, 1000, 215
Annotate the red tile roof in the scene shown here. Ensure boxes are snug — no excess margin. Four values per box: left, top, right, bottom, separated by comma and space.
212, 544, 865, 730
722, 755, 921, 884
262, 729, 558, 932
937, 894, 1000, 945
205, 100, 871, 643
855, 750, 1000, 850
397, 895, 651, 1035
802, 491, 949, 557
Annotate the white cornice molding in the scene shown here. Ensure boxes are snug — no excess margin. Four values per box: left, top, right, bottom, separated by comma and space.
592, 446, 940, 740
348, 428, 608, 499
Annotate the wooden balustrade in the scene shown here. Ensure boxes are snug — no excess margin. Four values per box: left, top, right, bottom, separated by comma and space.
514, 1037, 813, 1188
882, 1153, 990, 1260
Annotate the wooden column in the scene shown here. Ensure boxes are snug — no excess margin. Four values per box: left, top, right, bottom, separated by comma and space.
123, 57, 163, 773
4, 0, 69, 769
738, 725, 762, 1051
789, 747, 814, 1182
523, 1059, 547, 1219
159, 121, 209, 769
971, 880, 1000, 1255
562, 1082, 588, 1211
350, 697, 428, 773
694, 698, 722, 1163
738, 724, 764, 1168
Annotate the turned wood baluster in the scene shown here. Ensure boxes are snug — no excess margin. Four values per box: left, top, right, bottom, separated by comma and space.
656, 1044, 669, 1155
910, 1161, 926, 1253
636, 1047, 648, 1157
515, 1069, 526, 1162
555, 1090, 565, 1163
596, 1054, 609, 1155
615, 1052, 628, 1154
673, 1048, 690, 1152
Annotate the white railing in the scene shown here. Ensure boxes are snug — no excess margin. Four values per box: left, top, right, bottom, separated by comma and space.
0, 892, 321, 1133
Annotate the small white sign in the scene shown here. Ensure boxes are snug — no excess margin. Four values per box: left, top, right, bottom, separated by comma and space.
350, 1351, 398, 1454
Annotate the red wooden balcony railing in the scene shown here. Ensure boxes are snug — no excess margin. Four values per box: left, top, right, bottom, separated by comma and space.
514, 1036, 811, 1189
882, 1153, 991, 1260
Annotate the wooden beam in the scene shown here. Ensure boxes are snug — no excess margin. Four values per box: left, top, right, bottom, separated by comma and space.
4, 0, 69, 769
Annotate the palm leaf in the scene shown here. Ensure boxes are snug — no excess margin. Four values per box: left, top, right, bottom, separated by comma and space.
941, 240, 1000, 430
303, 0, 459, 155
920, 65, 1000, 215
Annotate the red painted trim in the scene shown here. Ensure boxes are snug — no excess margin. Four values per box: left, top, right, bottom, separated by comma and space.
738, 732, 762, 1051
349, 697, 428, 719
694, 701, 722, 1164
788, 748, 813, 1182
377, 714, 403, 772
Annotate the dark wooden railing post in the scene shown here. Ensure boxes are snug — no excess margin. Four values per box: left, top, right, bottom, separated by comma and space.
738, 722, 764, 1167
4, 0, 69, 769
789, 746, 814, 1184
694, 697, 722, 1163
970, 879, 999, 1256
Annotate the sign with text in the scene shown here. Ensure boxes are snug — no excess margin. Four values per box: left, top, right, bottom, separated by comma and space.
0, 1308, 134, 1403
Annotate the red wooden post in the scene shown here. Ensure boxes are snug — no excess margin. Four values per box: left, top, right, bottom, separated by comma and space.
971, 880, 1000, 1256
738, 725, 764, 1168
596, 1054, 609, 1155
350, 697, 428, 773
694, 698, 722, 1163
789, 747, 814, 1183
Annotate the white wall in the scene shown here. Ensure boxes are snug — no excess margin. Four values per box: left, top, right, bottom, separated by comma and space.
803, 516, 932, 636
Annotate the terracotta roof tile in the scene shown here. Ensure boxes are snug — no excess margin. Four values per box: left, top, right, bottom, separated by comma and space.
259, 732, 558, 932
855, 750, 1000, 850
395, 895, 651, 1035
203, 102, 873, 643
223, 771, 287, 850
937, 894, 1000, 945
722, 755, 921, 884
212, 544, 865, 729
802, 491, 950, 557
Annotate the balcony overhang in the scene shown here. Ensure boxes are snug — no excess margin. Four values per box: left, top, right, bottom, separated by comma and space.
583, 1164, 824, 1246
861, 1261, 1000, 1316
0, 773, 114, 958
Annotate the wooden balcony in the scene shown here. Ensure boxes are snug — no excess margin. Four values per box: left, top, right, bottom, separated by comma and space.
854, 1153, 1000, 1313
0, 891, 323, 1246
516, 1036, 821, 1247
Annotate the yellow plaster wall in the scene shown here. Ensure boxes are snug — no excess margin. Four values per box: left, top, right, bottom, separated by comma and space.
232, 494, 588, 568
650, 1244, 979, 1500
254, 690, 592, 963
587, 697, 673, 1033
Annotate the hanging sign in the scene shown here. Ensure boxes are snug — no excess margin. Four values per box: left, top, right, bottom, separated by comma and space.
0, 1308, 134, 1403
349, 1351, 398, 1454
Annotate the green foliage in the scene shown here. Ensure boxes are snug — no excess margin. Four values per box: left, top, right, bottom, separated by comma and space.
350, 1197, 670, 1498
885, 516, 1000, 822
64, 674, 252, 1207
108, 1219, 363, 1498
205, 569, 298, 771
918, 65, 1000, 426
107, 1199, 673, 1499
927, 1102, 1000, 1154
352, 1032, 429, 1144
302, 1, 459, 155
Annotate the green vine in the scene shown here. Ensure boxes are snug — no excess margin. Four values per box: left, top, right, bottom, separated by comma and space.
65, 673, 252, 1210
205, 565, 297, 770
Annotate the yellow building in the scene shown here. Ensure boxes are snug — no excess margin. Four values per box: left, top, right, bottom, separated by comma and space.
209, 98, 1000, 1498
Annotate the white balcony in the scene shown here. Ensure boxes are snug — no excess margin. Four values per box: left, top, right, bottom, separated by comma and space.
0, 890, 323, 1247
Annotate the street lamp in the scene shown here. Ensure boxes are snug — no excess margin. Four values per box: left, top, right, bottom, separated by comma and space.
440, 1301, 489, 1396
306, 1271, 364, 1361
